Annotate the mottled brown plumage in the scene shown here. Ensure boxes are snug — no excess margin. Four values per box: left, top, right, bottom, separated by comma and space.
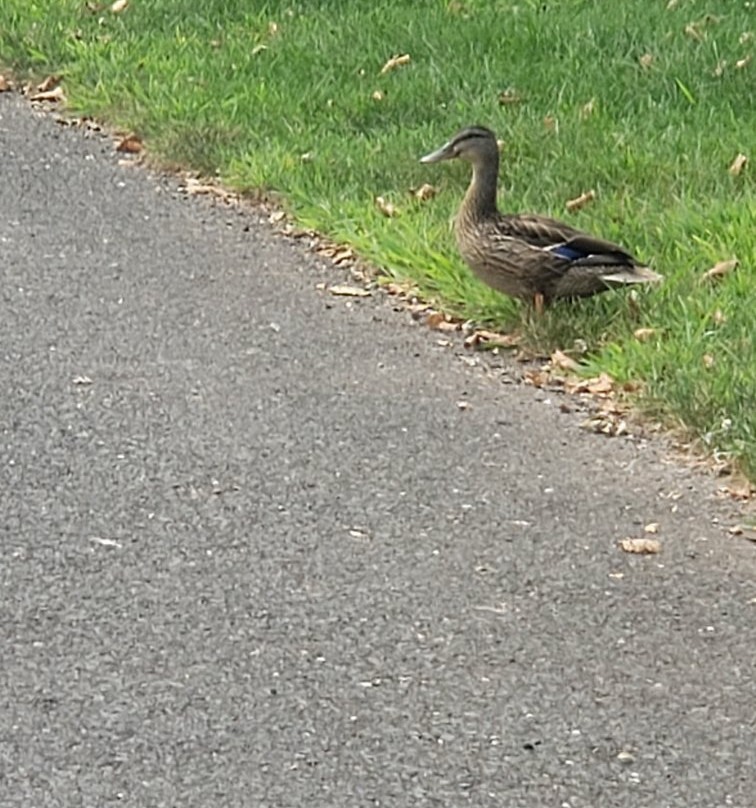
420, 126, 662, 310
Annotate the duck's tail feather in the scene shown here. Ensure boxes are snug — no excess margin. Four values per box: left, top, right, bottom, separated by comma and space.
602, 265, 663, 284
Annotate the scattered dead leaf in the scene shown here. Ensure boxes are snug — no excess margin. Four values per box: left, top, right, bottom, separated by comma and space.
464, 329, 520, 350
426, 312, 458, 332
633, 327, 657, 342
110, 0, 128, 11
620, 537, 661, 555
565, 189, 596, 212
684, 22, 705, 41
644, 522, 660, 534
579, 98, 595, 118
317, 245, 355, 265
371, 90, 384, 101
739, 32, 754, 46
713, 59, 727, 77
0, 75, 12, 92
702, 258, 738, 281
702, 353, 715, 368
29, 85, 65, 103
36, 75, 60, 93
574, 372, 614, 395
115, 134, 143, 153
498, 88, 524, 105
382, 280, 417, 297
720, 475, 754, 500
413, 183, 437, 201
543, 115, 558, 132
524, 369, 550, 388
375, 196, 396, 217
380, 53, 410, 75
581, 412, 628, 437
712, 308, 727, 325
728, 153, 747, 175
550, 349, 580, 372
639, 53, 654, 69
328, 285, 371, 298
736, 54, 752, 69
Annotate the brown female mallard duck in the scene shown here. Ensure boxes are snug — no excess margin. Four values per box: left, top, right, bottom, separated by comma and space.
420, 125, 662, 312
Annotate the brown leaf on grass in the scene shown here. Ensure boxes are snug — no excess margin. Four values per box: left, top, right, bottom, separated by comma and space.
684, 22, 705, 41
375, 196, 397, 217
543, 115, 558, 132
371, 90, 384, 101
633, 327, 657, 342
579, 98, 596, 118
36, 75, 60, 93
702, 353, 715, 368
550, 349, 580, 372
713, 59, 728, 77
702, 258, 738, 281
565, 189, 596, 212
524, 369, 550, 388
498, 88, 525, 105
380, 54, 410, 75
620, 537, 661, 555
712, 308, 727, 325
728, 154, 747, 175
413, 183, 437, 201
110, 0, 128, 12
639, 53, 654, 69
116, 134, 143, 153
29, 86, 65, 103
328, 285, 371, 298
0, 75, 12, 92
736, 54, 752, 69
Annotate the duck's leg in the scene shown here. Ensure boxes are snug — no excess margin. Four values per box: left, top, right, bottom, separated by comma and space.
533, 292, 545, 316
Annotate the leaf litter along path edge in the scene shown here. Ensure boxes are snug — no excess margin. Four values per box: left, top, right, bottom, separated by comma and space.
21, 82, 755, 508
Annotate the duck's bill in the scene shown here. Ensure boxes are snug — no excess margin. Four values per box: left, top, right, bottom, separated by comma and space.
419, 140, 455, 163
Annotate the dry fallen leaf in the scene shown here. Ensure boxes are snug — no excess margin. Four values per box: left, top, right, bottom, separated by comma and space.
29, 86, 65, 103
702, 353, 715, 368
728, 153, 747, 175
644, 522, 660, 534
620, 537, 661, 555
565, 189, 596, 212
702, 258, 738, 281
712, 308, 727, 325
579, 98, 595, 118
575, 371, 615, 395
328, 285, 371, 298
543, 115, 558, 132
720, 475, 754, 501
116, 134, 143, 153
426, 312, 458, 332
736, 54, 752, 69
413, 183, 437, 201
524, 369, 550, 388
375, 196, 396, 217
0, 75, 12, 92
464, 329, 520, 350
498, 88, 524, 105
36, 75, 60, 93
550, 349, 580, 372
111, 0, 128, 11
371, 90, 383, 101
639, 53, 654, 69
633, 327, 657, 342
684, 22, 705, 41
380, 53, 410, 75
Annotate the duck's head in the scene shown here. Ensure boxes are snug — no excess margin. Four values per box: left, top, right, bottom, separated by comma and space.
420, 125, 498, 165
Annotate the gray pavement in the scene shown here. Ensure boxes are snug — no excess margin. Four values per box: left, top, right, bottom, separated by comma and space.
1, 92, 755, 807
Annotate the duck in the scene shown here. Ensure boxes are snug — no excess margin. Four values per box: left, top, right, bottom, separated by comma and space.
420, 125, 662, 313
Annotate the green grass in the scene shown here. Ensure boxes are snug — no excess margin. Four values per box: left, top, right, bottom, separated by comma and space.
2, 0, 754, 477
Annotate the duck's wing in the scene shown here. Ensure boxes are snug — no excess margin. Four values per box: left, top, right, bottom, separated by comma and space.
500, 213, 637, 265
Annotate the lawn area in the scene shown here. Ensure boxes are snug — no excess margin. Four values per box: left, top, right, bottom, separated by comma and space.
2, 0, 754, 478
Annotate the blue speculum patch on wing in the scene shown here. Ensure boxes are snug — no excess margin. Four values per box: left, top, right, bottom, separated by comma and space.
549, 243, 585, 261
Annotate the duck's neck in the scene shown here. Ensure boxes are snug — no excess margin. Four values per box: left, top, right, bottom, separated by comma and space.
463, 150, 500, 218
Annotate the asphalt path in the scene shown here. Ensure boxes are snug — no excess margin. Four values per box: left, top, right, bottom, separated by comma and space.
2, 92, 755, 807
